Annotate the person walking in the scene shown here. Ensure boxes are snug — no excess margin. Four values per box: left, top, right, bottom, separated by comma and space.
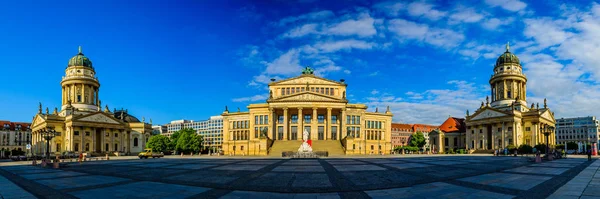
588, 149, 592, 161
78, 153, 83, 164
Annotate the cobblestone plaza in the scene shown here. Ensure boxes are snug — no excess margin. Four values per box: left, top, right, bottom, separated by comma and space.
0, 155, 595, 198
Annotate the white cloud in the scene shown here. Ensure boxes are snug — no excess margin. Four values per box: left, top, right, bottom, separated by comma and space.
523, 18, 573, 49
373, 1, 405, 17
448, 7, 485, 24
481, 17, 514, 30
406, 1, 447, 21
264, 49, 303, 75
277, 10, 335, 26
369, 71, 379, 76
325, 12, 377, 37
281, 23, 320, 38
232, 94, 269, 102
313, 39, 376, 53
388, 19, 465, 49
484, 0, 527, 12
371, 90, 379, 95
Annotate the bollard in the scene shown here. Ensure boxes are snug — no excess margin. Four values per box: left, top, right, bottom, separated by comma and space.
53, 159, 59, 169
190, 152, 193, 156
181, 152, 183, 157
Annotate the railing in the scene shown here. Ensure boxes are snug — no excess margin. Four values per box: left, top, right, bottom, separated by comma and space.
62, 75, 98, 81
340, 136, 347, 154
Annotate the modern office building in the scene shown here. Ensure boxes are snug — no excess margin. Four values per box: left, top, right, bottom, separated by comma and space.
465, 43, 556, 152
165, 116, 223, 149
556, 116, 600, 150
152, 125, 167, 135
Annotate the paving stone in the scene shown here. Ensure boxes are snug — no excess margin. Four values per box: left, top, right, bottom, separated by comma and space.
291, 173, 332, 188
366, 182, 514, 199
166, 164, 218, 170
332, 164, 386, 172
505, 166, 569, 175
458, 173, 551, 190
383, 163, 432, 170
70, 181, 210, 199
272, 165, 325, 172
37, 175, 129, 190
212, 164, 268, 171
20, 171, 87, 180
0, 175, 37, 199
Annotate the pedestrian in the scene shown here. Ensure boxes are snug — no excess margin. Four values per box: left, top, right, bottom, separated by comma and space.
78, 153, 83, 164
588, 149, 592, 161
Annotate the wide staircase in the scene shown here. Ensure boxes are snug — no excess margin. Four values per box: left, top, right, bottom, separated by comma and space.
268, 140, 303, 157
267, 140, 345, 157
311, 140, 345, 156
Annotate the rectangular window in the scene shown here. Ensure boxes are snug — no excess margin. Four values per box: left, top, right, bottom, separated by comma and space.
259, 115, 264, 125
74, 131, 80, 136
281, 89, 284, 95
304, 115, 311, 124
346, 116, 350, 124
291, 88, 295, 93
255, 127, 259, 138
331, 115, 337, 124
278, 115, 284, 124
114, 133, 118, 137
286, 88, 290, 95
351, 116, 356, 125
311, 87, 315, 92
357, 116, 361, 124
525, 127, 531, 131
278, 126, 283, 140
508, 127, 513, 132
347, 127, 351, 137
56, 143, 61, 152
325, 88, 329, 95
291, 126, 298, 140
74, 143, 79, 152
255, 116, 259, 125
367, 121, 371, 129
301, 87, 305, 92
316, 87, 320, 93
331, 126, 337, 140
304, 126, 311, 138
264, 115, 268, 124
497, 127, 501, 132
356, 127, 360, 138
318, 115, 324, 123
85, 132, 90, 136
291, 114, 298, 123
318, 126, 324, 140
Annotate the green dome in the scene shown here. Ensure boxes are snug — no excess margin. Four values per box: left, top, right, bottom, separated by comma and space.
67, 46, 93, 68
495, 43, 520, 66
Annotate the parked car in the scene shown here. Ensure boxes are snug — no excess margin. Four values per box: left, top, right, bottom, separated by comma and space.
62, 151, 78, 159
9, 155, 27, 161
138, 148, 164, 159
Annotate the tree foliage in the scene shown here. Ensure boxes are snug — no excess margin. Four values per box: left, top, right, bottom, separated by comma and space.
175, 128, 203, 153
146, 135, 170, 152
409, 132, 426, 148
518, 144, 533, 154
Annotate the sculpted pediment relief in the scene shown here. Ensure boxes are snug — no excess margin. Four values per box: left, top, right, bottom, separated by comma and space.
470, 109, 508, 121
33, 115, 45, 126
272, 93, 342, 102
76, 113, 120, 124
541, 111, 554, 121
275, 76, 341, 86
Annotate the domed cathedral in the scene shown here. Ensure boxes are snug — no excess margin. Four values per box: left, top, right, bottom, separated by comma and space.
222, 67, 393, 156
30, 47, 153, 156
465, 43, 556, 153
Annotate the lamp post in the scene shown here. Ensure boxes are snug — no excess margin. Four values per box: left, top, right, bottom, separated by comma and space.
40, 127, 58, 161
540, 125, 555, 157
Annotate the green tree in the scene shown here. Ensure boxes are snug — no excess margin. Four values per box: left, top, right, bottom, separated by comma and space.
168, 130, 182, 151
409, 132, 426, 148
175, 129, 204, 153
518, 144, 533, 154
146, 135, 170, 152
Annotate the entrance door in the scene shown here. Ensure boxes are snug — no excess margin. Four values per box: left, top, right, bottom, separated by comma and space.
95, 129, 102, 152
487, 125, 492, 149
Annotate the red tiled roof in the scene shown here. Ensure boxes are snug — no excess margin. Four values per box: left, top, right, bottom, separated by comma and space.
0, 120, 31, 131
439, 117, 465, 133
392, 123, 412, 131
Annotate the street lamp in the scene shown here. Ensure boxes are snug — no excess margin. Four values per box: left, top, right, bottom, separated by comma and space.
40, 127, 58, 161
540, 125, 555, 157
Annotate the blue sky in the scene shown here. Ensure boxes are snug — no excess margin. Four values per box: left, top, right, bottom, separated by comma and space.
1, 0, 599, 126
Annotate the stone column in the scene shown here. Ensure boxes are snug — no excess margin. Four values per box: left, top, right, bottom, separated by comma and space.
298, 107, 303, 140
341, 109, 346, 138
327, 108, 332, 140
268, 108, 274, 140
312, 107, 318, 140
283, 107, 288, 140
532, 122, 538, 146
501, 122, 505, 148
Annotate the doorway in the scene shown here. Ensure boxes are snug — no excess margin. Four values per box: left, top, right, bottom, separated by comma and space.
487, 125, 492, 149
95, 129, 102, 152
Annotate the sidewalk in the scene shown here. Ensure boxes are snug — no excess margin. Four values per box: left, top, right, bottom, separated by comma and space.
548, 159, 600, 199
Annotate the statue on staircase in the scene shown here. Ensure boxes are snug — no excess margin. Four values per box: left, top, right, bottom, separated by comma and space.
298, 129, 313, 153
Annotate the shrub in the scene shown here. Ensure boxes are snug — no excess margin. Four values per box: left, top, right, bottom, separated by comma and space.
534, 144, 547, 154
518, 144, 533, 154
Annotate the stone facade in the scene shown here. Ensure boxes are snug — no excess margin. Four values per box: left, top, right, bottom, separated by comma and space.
391, 123, 412, 148
221, 67, 393, 155
429, 117, 466, 153
465, 44, 556, 151
0, 121, 31, 152
30, 47, 152, 156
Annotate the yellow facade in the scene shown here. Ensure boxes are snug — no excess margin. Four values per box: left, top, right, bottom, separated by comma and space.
465, 44, 556, 151
30, 47, 153, 156
222, 67, 393, 156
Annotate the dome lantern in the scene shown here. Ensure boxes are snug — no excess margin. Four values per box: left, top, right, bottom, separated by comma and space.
495, 42, 520, 66
67, 46, 93, 69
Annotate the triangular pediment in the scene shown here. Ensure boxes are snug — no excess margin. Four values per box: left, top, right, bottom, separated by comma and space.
469, 108, 509, 121
540, 109, 555, 122
270, 75, 343, 86
31, 114, 45, 127
269, 92, 345, 103
74, 112, 122, 124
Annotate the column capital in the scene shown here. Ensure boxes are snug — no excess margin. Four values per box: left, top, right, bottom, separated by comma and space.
312, 107, 318, 110
327, 107, 333, 111
283, 107, 288, 111
298, 107, 303, 110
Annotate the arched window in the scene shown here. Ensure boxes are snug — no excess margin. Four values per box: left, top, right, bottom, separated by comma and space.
105, 143, 109, 151
134, 138, 139, 147
114, 143, 118, 151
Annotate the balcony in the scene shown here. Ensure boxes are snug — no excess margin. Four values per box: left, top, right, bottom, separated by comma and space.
61, 75, 98, 81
